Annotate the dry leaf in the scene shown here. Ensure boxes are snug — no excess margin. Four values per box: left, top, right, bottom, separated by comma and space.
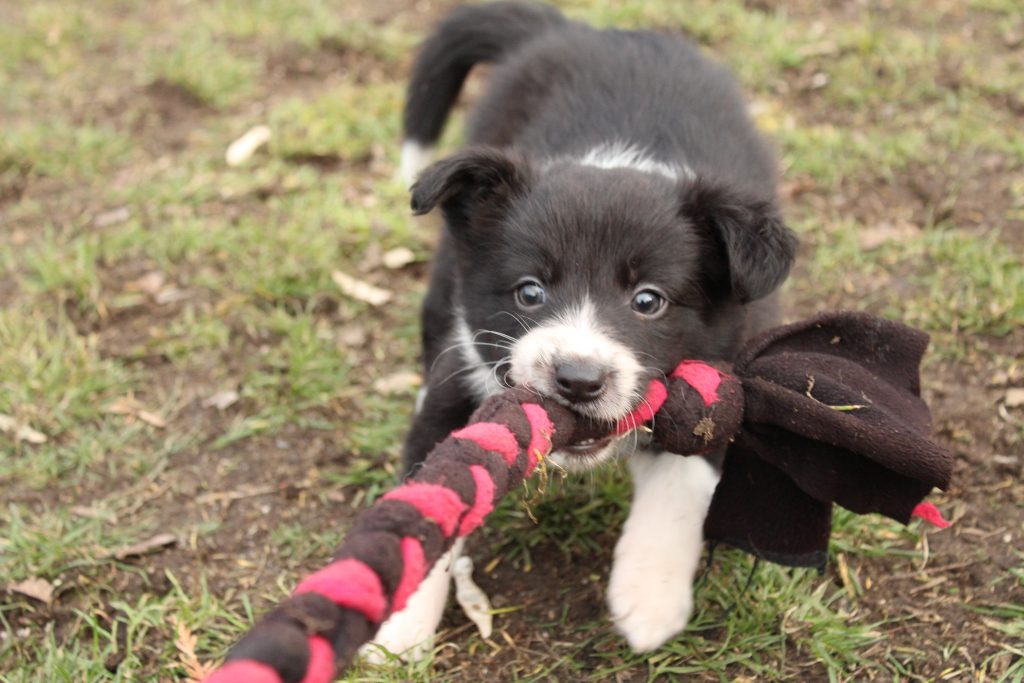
202, 389, 240, 411
105, 397, 166, 428
858, 220, 918, 251
71, 505, 118, 523
225, 125, 271, 167
332, 270, 392, 306
126, 271, 166, 295
9, 577, 55, 605
93, 206, 131, 228
137, 410, 167, 428
173, 617, 217, 682
154, 287, 192, 304
0, 414, 47, 444
105, 397, 139, 415
373, 370, 421, 395
108, 533, 177, 560
382, 246, 416, 270
335, 324, 367, 348
1005, 388, 1024, 408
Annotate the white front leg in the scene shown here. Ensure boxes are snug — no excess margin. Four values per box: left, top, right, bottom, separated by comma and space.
607, 451, 720, 652
361, 538, 464, 663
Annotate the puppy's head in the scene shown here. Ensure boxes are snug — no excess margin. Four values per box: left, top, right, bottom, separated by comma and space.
413, 147, 796, 467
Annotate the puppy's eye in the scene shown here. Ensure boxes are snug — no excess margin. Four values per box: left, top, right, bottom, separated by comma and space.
631, 289, 666, 317
515, 281, 546, 309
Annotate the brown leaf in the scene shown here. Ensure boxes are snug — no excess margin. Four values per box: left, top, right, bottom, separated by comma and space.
173, 617, 217, 682
106, 396, 141, 415
9, 577, 55, 604
0, 414, 47, 444
335, 324, 368, 348
373, 370, 422, 395
108, 532, 177, 560
105, 397, 166, 428
382, 246, 416, 270
858, 220, 919, 251
126, 271, 166, 294
331, 270, 392, 306
1004, 388, 1024, 408
93, 206, 131, 228
71, 505, 118, 523
202, 389, 240, 411
154, 287, 192, 305
137, 410, 167, 428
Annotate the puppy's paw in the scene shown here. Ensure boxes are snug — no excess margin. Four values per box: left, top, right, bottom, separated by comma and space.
607, 548, 694, 653
361, 542, 461, 664
361, 616, 436, 664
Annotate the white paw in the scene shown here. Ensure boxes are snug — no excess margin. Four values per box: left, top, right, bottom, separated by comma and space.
606, 452, 720, 653
607, 539, 694, 652
361, 541, 462, 664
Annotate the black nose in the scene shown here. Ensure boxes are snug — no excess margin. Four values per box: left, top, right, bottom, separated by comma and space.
554, 360, 608, 403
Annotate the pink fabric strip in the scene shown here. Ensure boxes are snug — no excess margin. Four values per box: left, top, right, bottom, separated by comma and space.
293, 558, 387, 624
392, 537, 426, 612
458, 465, 496, 536
614, 380, 668, 435
520, 403, 554, 476
912, 502, 951, 528
672, 361, 723, 406
382, 483, 468, 538
203, 660, 283, 683
299, 635, 335, 683
451, 422, 520, 465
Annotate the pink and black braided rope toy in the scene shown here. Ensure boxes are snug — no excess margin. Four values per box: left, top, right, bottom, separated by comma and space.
202, 311, 953, 683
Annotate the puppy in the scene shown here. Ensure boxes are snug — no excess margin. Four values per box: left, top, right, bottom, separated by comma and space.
367, 0, 797, 659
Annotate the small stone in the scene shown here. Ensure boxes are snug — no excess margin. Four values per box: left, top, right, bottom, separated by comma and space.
225, 125, 271, 167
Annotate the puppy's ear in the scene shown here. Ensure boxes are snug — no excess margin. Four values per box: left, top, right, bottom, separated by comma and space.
410, 147, 530, 234
681, 178, 798, 303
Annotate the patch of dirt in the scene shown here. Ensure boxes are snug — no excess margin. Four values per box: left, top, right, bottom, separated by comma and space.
135, 79, 214, 152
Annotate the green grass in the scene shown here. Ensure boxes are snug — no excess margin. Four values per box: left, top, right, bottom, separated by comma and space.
148, 32, 262, 109
270, 82, 404, 163
1, 0, 1021, 680
0, 121, 132, 184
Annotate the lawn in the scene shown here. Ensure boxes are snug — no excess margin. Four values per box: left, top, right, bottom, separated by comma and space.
1, 0, 1022, 681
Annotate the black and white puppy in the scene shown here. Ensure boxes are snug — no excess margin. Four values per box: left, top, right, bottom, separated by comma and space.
368, 1, 797, 659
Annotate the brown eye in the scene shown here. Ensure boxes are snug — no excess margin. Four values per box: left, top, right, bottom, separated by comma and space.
631, 289, 666, 317
515, 281, 546, 309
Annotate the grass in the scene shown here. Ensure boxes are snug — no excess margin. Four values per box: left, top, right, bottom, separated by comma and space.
1, 0, 1021, 681
148, 33, 262, 109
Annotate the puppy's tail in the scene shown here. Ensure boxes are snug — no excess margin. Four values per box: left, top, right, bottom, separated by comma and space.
399, 1, 565, 185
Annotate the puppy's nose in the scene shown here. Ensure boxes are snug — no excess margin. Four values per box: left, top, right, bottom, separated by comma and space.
554, 360, 608, 403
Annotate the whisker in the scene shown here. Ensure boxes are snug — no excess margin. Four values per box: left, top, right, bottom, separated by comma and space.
428, 339, 513, 375
472, 327, 517, 343
435, 358, 503, 388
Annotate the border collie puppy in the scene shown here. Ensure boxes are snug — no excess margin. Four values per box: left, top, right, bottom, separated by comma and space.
369, 0, 797, 659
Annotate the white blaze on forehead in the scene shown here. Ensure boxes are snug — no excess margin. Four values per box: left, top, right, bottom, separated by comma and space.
508, 298, 643, 423
578, 141, 694, 181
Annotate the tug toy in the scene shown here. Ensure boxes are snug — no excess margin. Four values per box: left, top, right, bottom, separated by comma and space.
202, 311, 953, 683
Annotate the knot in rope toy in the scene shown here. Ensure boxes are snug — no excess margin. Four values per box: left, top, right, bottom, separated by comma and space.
202, 311, 953, 683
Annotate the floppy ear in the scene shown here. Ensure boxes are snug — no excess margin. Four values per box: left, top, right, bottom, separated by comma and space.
681, 178, 798, 304
410, 147, 531, 235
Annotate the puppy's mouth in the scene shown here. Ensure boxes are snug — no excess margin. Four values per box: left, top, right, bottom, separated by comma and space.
562, 434, 614, 457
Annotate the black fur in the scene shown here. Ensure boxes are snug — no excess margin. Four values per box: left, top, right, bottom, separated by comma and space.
402, 2, 797, 474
